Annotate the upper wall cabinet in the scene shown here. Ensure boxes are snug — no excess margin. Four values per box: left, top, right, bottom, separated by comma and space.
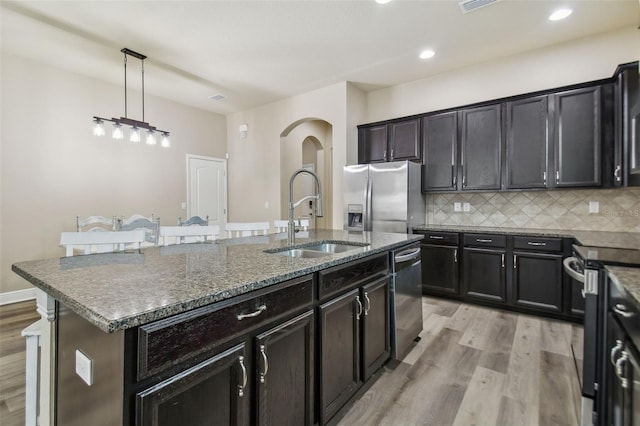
613, 62, 640, 186
552, 86, 602, 187
358, 118, 421, 164
422, 112, 458, 191
505, 96, 549, 189
460, 104, 502, 191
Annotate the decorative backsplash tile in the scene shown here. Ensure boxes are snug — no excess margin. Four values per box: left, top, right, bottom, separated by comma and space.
426, 188, 640, 232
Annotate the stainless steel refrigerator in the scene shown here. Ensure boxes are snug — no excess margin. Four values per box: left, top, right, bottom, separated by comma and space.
343, 160, 425, 233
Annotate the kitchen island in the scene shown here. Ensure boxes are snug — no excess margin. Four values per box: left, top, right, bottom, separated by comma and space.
13, 229, 422, 426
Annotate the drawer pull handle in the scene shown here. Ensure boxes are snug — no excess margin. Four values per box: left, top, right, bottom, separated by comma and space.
429, 235, 444, 240
259, 344, 269, 384
355, 296, 363, 320
513, 254, 517, 269
454, 248, 458, 263
364, 292, 371, 316
611, 340, 624, 367
238, 356, 247, 397
477, 239, 492, 243
615, 351, 629, 389
237, 304, 267, 320
501, 253, 505, 269
613, 304, 634, 318
527, 242, 546, 246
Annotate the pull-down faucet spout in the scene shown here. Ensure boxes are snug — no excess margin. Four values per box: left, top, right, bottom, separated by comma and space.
288, 169, 323, 244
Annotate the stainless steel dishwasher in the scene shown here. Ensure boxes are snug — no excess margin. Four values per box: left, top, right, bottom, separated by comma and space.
390, 243, 423, 360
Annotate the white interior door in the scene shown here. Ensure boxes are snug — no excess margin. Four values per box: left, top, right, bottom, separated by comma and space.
187, 155, 227, 229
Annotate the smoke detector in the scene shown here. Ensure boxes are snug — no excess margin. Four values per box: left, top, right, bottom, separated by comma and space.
459, 0, 498, 13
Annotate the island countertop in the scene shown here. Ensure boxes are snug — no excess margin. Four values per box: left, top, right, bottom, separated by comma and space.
12, 229, 421, 334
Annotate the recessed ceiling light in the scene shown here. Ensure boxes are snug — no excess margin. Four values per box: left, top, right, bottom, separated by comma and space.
375, 0, 392, 4
549, 8, 572, 21
208, 94, 226, 101
419, 49, 435, 60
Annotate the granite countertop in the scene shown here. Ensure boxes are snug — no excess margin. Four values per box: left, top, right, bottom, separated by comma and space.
12, 229, 421, 334
414, 225, 640, 250
606, 266, 640, 312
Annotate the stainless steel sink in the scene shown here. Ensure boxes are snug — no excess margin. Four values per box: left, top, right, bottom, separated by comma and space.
304, 243, 365, 253
274, 249, 330, 258
265, 241, 369, 258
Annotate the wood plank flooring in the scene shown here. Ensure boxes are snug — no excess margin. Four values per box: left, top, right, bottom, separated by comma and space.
337, 297, 584, 426
0, 298, 583, 426
0, 300, 39, 426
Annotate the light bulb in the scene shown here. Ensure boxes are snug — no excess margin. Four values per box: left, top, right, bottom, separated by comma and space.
161, 133, 171, 148
112, 123, 124, 140
130, 127, 141, 143
549, 8, 572, 21
92, 119, 106, 137
419, 49, 435, 59
146, 130, 157, 145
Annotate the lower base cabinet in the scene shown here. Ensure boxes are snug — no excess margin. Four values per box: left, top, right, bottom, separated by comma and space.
512, 251, 563, 312
462, 247, 506, 302
136, 344, 247, 426
420, 244, 459, 295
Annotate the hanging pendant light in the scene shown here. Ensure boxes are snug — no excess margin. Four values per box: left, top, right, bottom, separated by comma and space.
92, 48, 170, 147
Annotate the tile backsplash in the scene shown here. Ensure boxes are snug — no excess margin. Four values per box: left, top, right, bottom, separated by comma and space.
426, 188, 640, 232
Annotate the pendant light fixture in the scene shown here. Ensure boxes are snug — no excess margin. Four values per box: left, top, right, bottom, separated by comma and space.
92, 48, 170, 147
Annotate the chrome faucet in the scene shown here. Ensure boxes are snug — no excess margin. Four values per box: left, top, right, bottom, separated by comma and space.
288, 169, 323, 244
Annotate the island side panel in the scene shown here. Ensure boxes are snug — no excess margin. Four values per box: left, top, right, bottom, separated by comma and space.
56, 303, 124, 426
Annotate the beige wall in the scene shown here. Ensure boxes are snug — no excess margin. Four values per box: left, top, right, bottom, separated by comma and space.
1, 53, 227, 293
365, 27, 639, 123
226, 81, 352, 229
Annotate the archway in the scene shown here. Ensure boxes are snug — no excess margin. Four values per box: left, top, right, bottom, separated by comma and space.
280, 118, 333, 229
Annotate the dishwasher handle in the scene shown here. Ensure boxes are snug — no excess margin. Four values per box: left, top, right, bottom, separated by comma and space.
395, 247, 421, 264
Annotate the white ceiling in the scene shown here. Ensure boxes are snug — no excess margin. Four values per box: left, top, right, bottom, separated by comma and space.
1, 0, 638, 116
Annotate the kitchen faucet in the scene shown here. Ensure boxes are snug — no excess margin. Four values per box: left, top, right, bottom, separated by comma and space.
288, 169, 323, 244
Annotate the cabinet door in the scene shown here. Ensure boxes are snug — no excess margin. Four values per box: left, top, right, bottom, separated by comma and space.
319, 289, 361, 424
362, 277, 390, 381
420, 244, 459, 295
422, 112, 458, 191
461, 104, 502, 190
505, 96, 549, 189
552, 86, 601, 187
605, 313, 627, 426
626, 343, 640, 426
462, 247, 506, 303
358, 125, 388, 164
512, 252, 562, 312
255, 310, 314, 426
136, 343, 247, 426
389, 118, 421, 161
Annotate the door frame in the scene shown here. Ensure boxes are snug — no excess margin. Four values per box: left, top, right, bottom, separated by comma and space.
186, 154, 227, 227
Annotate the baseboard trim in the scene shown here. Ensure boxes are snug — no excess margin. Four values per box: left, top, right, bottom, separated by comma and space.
0, 288, 37, 305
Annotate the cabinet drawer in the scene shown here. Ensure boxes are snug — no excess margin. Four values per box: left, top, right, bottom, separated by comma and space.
137, 274, 314, 381
463, 233, 506, 248
513, 236, 562, 252
318, 253, 388, 302
419, 231, 458, 246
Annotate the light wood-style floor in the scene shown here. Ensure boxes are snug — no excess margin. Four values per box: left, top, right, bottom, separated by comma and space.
0, 300, 39, 426
0, 298, 582, 426
338, 296, 584, 426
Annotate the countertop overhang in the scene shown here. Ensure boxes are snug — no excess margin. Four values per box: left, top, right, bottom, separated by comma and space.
12, 229, 422, 333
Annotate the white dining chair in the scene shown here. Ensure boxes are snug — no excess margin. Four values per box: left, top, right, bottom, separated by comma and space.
117, 214, 160, 247
76, 215, 117, 232
225, 222, 270, 238
60, 229, 145, 257
178, 215, 209, 226
159, 225, 220, 246
273, 219, 310, 233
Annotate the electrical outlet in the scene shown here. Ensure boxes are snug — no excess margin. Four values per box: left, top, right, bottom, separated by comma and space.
589, 201, 599, 214
454, 202, 462, 212
265, 201, 269, 209
181, 202, 187, 210
463, 202, 470, 212
75, 349, 93, 386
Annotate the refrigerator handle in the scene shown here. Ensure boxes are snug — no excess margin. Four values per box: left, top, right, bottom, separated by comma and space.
366, 177, 373, 231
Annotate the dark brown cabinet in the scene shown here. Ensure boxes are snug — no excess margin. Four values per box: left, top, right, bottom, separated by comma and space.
255, 310, 314, 426
361, 277, 390, 381
460, 104, 502, 191
462, 247, 506, 303
512, 251, 563, 313
613, 63, 640, 185
319, 289, 361, 424
422, 112, 458, 191
505, 96, 549, 189
419, 231, 459, 296
136, 343, 247, 426
552, 86, 602, 187
358, 118, 421, 164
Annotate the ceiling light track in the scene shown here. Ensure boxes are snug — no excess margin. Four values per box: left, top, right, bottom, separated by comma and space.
93, 48, 170, 148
